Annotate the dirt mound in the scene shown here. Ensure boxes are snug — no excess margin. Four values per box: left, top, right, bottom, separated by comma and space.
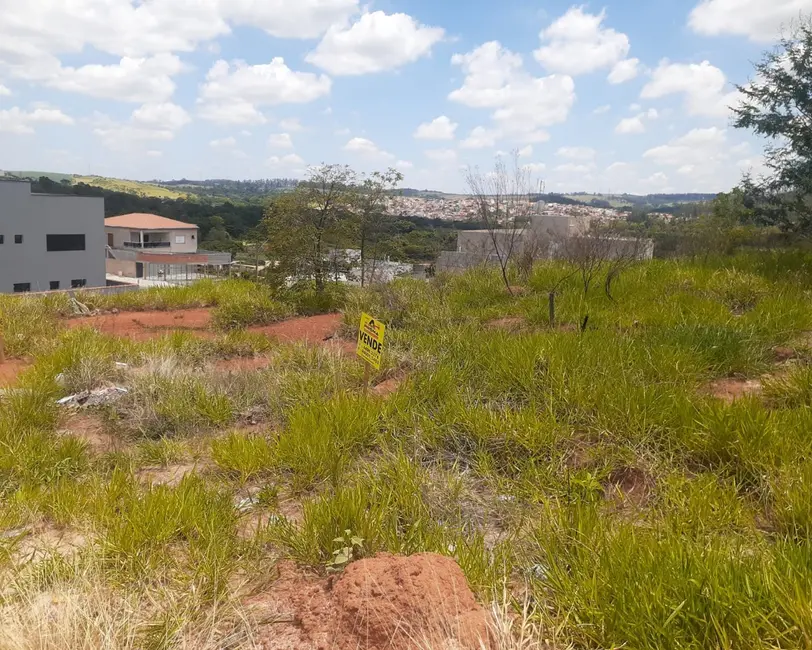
67, 309, 344, 348
251, 313, 342, 346
486, 317, 526, 333
57, 412, 118, 454
251, 553, 491, 650
68, 308, 212, 340
0, 359, 30, 387
706, 377, 763, 403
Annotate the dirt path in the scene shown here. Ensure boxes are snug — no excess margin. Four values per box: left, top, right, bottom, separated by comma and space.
0, 359, 31, 387
66, 309, 344, 347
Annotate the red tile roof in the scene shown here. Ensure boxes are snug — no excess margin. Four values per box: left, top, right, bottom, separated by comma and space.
104, 213, 198, 230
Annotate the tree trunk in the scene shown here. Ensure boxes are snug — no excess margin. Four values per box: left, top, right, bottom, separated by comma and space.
314, 233, 324, 293
360, 229, 366, 288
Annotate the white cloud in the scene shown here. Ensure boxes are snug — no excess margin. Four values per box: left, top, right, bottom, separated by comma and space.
267, 153, 305, 166
132, 102, 191, 130
198, 58, 331, 124
460, 126, 499, 149
425, 148, 458, 164
0, 84, 11, 96
240, 130, 252, 136
615, 116, 645, 134
555, 163, 594, 174
641, 60, 740, 118
15, 54, 184, 103
557, 146, 596, 161
414, 115, 458, 140
688, 0, 806, 42
629, 103, 642, 111
523, 162, 546, 175
593, 104, 611, 115
607, 162, 633, 173
198, 100, 267, 125
534, 7, 630, 75
615, 107, 658, 135
279, 117, 303, 131
344, 137, 394, 159
396, 160, 413, 170
268, 132, 294, 149
0, 106, 74, 134
225, 0, 358, 40
306, 11, 444, 75
210, 137, 237, 148
0, 0, 358, 74
450, 41, 575, 143
643, 127, 728, 168
608, 58, 641, 84
146, 150, 163, 158
518, 145, 533, 158
92, 101, 190, 151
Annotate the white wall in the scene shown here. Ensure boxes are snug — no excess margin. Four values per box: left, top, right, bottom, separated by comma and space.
105, 226, 198, 253
0, 181, 106, 292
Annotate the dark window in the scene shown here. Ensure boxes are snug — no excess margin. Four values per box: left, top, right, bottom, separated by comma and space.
49, 281, 60, 291
191, 234, 196, 239
47, 234, 86, 252
14, 235, 22, 244
71, 279, 87, 288
0, 235, 4, 244
13, 283, 30, 293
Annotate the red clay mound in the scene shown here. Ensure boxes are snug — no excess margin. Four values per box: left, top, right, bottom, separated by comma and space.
251, 313, 342, 346
251, 553, 492, 650
0, 359, 31, 387
67, 308, 211, 340
66, 309, 344, 347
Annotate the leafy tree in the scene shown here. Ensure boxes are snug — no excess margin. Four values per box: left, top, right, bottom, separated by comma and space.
351, 168, 403, 286
261, 164, 356, 292
734, 18, 812, 231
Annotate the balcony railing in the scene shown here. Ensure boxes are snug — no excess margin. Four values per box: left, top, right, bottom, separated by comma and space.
122, 241, 171, 249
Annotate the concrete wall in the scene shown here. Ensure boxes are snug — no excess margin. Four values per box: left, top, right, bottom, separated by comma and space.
106, 259, 138, 278
0, 180, 106, 292
105, 226, 198, 253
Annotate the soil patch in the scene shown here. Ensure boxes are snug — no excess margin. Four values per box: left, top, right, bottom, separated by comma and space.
773, 346, 797, 363
486, 317, 527, 333
0, 359, 31, 387
214, 356, 273, 373
371, 375, 404, 398
604, 466, 653, 506
10, 525, 88, 564
706, 378, 763, 403
250, 313, 342, 346
250, 553, 491, 650
57, 412, 119, 454
137, 462, 203, 487
68, 308, 212, 340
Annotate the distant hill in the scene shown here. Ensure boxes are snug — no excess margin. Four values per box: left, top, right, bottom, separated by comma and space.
158, 178, 298, 201
2, 170, 73, 184
565, 192, 718, 209
74, 176, 190, 200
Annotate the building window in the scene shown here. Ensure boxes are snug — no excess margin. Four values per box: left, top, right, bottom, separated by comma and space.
71, 279, 87, 288
0, 235, 4, 244
47, 234, 86, 252
14, 235, 22, 244
191, 234, 195, 239
49, 281, 60, 290
175, 235, 186, 244
13, 283, 30, 293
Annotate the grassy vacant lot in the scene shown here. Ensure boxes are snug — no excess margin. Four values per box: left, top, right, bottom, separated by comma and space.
2, 252, 812, 648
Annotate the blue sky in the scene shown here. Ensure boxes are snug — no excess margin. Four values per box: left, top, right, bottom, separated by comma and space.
0, 0, 806, 193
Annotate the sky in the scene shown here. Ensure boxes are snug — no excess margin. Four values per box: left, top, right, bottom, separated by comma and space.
0, 0, 807, 194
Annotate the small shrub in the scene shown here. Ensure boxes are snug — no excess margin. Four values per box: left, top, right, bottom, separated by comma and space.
211, 432, 276, 482
707, 269, 770, 314
211, 293, 291, 331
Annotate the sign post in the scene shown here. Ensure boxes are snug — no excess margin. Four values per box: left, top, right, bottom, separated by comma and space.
356, 313, 386, 393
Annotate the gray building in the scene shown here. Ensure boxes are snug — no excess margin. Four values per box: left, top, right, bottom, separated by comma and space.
0, 180, 105, 293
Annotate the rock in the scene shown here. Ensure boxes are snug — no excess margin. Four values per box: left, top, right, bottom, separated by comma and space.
56, 386, 128, 408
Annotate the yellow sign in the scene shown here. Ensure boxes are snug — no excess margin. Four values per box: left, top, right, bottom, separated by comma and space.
356, 313, 386, 370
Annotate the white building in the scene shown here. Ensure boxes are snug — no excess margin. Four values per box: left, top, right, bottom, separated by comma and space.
104, 213, 231, 283
0, 180, 105, 293
438, 203, 653, 271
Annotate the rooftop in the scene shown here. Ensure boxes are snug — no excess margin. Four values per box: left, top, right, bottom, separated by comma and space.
105, 213, 198, 230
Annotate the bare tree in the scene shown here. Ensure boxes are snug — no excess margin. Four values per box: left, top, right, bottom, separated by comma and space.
465, 154, 537, 295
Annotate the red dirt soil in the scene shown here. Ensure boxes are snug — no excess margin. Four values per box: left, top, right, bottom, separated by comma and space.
67, 309, 343, 346
249, 553, 492, 650
0, 359, 31, 387
706, 377, 763, 403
